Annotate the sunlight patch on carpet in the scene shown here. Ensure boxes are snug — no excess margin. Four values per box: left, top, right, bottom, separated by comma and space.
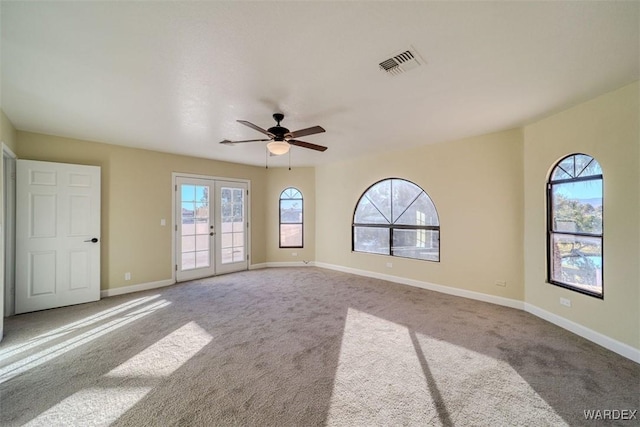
0, 299, 171, 385
25, 321, 212, 426
24, 387, 153, 427
106, 321, 213, 378
409, 332, 568, 426
0, 295, 161, 361
326, 308, 568, 426
326, 308, 436, 425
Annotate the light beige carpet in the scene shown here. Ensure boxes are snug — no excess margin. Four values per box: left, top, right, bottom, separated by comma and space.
0, 267, 638, 426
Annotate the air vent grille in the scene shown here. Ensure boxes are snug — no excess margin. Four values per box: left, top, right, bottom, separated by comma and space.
379, 48, 422, 76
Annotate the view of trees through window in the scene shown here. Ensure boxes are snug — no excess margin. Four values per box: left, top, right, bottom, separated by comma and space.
280, 188, 303, 248
353, 178, 439, 261
548, 154, 603, 297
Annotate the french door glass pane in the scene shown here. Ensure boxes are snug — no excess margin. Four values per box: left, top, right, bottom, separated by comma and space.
181, 184, 211, 271
182, 252, 195, 270
220, 186, 244, 265
195, 250, 209, 268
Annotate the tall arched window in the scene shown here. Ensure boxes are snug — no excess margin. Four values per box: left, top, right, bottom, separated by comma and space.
547, 153, 603, 298
353, 178, 439, 261
280, 187, 303, 248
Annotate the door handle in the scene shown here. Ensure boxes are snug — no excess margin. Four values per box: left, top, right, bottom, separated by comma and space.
84, 238, 99, 243
209, 232, 214, 236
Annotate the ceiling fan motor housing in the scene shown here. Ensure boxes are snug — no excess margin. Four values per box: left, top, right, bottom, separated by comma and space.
268, 114, 289, 140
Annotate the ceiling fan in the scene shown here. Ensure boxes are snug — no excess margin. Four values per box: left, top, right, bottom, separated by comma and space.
220, 113, 327, 155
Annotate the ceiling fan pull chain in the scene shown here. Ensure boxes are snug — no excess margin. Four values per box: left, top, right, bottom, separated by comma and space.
288, 149, 291, 171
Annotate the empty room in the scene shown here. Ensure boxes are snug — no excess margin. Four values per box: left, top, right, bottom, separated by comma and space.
0, 1, 638, 426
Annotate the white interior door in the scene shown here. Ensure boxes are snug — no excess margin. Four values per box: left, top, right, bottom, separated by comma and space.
176, 177, 215, 281
215, 181, 248, 275
16, 160, 101, 314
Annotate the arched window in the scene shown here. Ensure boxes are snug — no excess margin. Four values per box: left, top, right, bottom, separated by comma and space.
353, 178, 439, 261
280, 187, 303, 248
547, 154, 603, 298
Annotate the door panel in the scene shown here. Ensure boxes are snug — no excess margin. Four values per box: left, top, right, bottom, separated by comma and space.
16, 160, 101, 314
176, 178, 215, 281
215, 181, 248, 275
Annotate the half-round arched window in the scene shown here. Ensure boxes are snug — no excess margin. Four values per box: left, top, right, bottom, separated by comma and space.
547, 153, 603, 298
352, 178, 439, 261
280, 187, 303, 248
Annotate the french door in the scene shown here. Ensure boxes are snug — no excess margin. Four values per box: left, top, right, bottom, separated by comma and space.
175, 176, 248, 281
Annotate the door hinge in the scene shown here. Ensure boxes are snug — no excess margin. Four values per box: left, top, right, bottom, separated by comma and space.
247, 254, 249, 261
246, 189, 249, 196
175, 184, 177, 191
175, 224, 177, 232
246, 222, 249, 229
175, 264, 178, 271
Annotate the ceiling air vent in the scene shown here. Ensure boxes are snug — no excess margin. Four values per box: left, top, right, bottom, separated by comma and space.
379, 48, 423, 76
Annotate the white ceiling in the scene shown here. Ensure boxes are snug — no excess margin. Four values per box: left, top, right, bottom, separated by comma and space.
1, 1, 638, 167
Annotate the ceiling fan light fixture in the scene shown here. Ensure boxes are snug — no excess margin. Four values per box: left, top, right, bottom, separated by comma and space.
267, 140, 290, 155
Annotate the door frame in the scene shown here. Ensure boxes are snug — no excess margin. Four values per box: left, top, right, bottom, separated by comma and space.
2, 144, 16, 318
171, 172, 251, 282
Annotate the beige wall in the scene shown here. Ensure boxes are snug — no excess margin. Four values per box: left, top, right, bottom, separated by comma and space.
315, 128, 525, 300
524, 81, 639, 349
1, 109, 17, 153
265, 167, 316, 263
17, 131, 268, 291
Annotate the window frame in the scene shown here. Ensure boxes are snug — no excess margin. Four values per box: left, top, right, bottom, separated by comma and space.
352, 178, 440, 262
546, 153, 604, 299
279, 187, 303, 249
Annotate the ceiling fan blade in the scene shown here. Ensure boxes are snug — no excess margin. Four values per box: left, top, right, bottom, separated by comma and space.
288, 139, 328, 152
220, 138, 270, 145
287, 125, 326, 139
237, 120, 274, 137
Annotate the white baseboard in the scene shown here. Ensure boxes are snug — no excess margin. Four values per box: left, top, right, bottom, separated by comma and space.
313, 262, 638, 364
314, 262, 524, 310
525, 303, 640, 364
265, 261, 315, 268
101, 279, 175, 298
249, 263, 267, 270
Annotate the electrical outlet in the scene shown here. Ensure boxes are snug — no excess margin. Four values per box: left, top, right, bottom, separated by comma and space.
386, 262, 393, 268
160, 218, 166, 226
292, 252, 298, 257
495, 280, 507, 287
125, 272, 131, 281
560, 297, 571, 307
